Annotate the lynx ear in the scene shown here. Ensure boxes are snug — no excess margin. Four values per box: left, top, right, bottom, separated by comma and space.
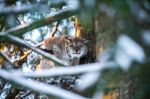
65, 36, 73, 43
65, 39, 70, 45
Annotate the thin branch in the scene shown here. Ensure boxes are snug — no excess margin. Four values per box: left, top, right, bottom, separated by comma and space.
16, 90, 32, 99
0, 69, 86, 99
12, 62, 116, 78
49, 21, 60, 37
12, 50, 31, 64
0, 7, 78, 38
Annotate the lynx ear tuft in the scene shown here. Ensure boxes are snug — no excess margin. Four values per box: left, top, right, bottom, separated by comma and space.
65, 39, 70, 45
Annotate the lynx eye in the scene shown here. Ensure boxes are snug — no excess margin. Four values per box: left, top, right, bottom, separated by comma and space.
79, 45, 83, 48
70, 44, 74, 48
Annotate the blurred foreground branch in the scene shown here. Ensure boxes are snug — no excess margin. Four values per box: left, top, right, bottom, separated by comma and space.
0, 61, 116, 99
12, 62, 116, 78
0, 69, 85, 99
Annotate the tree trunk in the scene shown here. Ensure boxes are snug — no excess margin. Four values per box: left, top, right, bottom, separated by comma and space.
75, 12, 96, 97
75, 15, 96, 64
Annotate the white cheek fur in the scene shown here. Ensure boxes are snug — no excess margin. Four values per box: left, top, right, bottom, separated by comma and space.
67, 47, 87, 59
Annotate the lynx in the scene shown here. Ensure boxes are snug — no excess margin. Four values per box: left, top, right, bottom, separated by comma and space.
36, 35, 88, 71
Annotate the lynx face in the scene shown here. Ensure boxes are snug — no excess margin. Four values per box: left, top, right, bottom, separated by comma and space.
66, 37, 88, 59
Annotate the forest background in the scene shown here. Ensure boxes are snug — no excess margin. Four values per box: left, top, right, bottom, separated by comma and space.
0, 0, 150, 99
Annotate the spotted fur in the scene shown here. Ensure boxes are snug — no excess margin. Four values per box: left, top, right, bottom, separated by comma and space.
36, 35, 88, 71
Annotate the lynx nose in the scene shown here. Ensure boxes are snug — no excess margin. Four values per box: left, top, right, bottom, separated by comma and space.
74, 46, 80, 54
75, 47, 79, 52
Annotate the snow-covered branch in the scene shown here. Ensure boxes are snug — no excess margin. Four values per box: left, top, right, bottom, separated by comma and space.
0, 69, 85, 99
12, 62, 116, 78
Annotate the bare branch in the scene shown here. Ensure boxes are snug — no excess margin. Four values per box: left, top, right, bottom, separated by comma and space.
12, 50, 31, 64
0, 69, 86, 99
49, 21, 60, 37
